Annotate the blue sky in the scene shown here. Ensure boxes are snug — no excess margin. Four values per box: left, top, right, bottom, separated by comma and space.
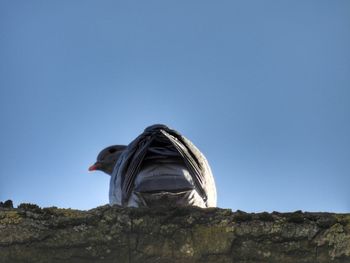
0, 1, 349, 212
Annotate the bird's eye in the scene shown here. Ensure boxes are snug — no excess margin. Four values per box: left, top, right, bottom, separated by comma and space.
109, 148, 117, 154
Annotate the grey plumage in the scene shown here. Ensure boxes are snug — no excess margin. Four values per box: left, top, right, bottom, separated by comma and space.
89, 145, 126, 175
90, 124, 217, 208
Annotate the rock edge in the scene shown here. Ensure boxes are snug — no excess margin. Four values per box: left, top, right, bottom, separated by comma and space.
0, 203, 349, 263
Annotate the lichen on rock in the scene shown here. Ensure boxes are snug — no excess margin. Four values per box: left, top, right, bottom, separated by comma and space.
0, 202, 349, 263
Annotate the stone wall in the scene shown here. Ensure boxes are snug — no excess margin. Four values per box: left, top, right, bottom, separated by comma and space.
0, 202, 349, 263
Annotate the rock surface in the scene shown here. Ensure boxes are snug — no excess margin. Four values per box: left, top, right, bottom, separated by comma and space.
0, 202, 349, 263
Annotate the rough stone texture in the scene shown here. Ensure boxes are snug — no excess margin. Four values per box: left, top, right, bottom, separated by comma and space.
0, 203, 349, 263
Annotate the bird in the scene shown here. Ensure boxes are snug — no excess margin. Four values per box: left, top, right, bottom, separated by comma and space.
88, 145, 127, 175
89, 124, 217, 208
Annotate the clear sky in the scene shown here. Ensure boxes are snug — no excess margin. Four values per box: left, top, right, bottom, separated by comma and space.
0, 1, 349, 212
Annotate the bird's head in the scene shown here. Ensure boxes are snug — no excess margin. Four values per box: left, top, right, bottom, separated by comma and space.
89, 145, 127, 175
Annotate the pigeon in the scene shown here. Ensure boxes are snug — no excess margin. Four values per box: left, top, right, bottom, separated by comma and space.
89, 124, 217, 208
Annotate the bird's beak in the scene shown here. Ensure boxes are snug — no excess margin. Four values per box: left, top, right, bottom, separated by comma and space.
88, 163, 100, 172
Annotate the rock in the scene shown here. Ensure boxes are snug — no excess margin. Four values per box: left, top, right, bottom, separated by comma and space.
18, 203, 40, 210
0, 200, 13, 208
0, 204, 349, 263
